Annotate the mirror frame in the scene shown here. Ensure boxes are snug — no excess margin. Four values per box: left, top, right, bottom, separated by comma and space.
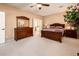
16, 16, 29, 28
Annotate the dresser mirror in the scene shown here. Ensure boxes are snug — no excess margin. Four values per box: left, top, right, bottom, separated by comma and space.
16, 16, 29, 27
15, 16, 33, 41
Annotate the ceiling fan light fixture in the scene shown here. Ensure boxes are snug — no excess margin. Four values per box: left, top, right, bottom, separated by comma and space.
39, 7, 41, 10
37, 4, 42, 7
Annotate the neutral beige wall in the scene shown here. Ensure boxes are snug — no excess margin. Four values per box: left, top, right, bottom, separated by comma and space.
43, 12, 65, 26
0, 4, 43, 40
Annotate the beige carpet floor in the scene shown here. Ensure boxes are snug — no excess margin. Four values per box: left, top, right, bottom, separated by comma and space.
0, 36, 79, 56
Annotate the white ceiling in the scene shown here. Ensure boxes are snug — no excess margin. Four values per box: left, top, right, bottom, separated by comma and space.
7, 3, 76, 16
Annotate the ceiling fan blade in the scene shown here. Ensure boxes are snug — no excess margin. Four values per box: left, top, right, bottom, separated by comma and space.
30, 6, 34, 7
37, 3, 49, 6
41, 4, 49, 6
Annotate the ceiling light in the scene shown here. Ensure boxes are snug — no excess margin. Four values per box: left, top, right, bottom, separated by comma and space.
37, 4, 42, 7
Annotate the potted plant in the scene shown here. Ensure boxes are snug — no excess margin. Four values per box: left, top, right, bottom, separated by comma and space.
64, 5, 79, 39
64, 5, 79, 29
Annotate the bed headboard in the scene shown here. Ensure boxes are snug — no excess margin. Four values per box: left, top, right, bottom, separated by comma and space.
50, 23, 65, 28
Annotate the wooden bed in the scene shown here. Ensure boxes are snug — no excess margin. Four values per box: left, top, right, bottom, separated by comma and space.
41, 23, 65, 42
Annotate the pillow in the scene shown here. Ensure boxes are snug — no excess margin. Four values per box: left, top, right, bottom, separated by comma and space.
55, 26, 63, 29
50, 26, 55, 28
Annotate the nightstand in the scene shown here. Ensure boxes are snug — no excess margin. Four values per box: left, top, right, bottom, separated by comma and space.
64, 29, 77, 38
77, 32, 79, 39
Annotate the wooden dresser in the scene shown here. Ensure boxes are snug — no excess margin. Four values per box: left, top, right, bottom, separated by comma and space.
14, 27, 33, 41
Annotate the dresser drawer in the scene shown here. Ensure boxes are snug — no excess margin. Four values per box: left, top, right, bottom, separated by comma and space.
14, 27, 33, 41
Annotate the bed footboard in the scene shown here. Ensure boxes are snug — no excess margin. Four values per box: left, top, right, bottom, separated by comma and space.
41, 30, 62, 42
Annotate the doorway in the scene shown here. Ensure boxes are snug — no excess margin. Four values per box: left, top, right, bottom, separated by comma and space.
0, 11, 5, 44
33, 18, 42, 36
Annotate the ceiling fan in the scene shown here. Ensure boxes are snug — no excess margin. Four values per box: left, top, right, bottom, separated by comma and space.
30, 3, 50, 10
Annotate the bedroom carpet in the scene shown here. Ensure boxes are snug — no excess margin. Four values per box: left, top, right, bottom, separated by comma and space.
0, 36, 79, 56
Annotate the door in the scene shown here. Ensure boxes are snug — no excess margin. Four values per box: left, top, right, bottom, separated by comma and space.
33, 19, 37, 35
33, 18, 42, 36
37, 19, 42, 35
0, 12, 5, 44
